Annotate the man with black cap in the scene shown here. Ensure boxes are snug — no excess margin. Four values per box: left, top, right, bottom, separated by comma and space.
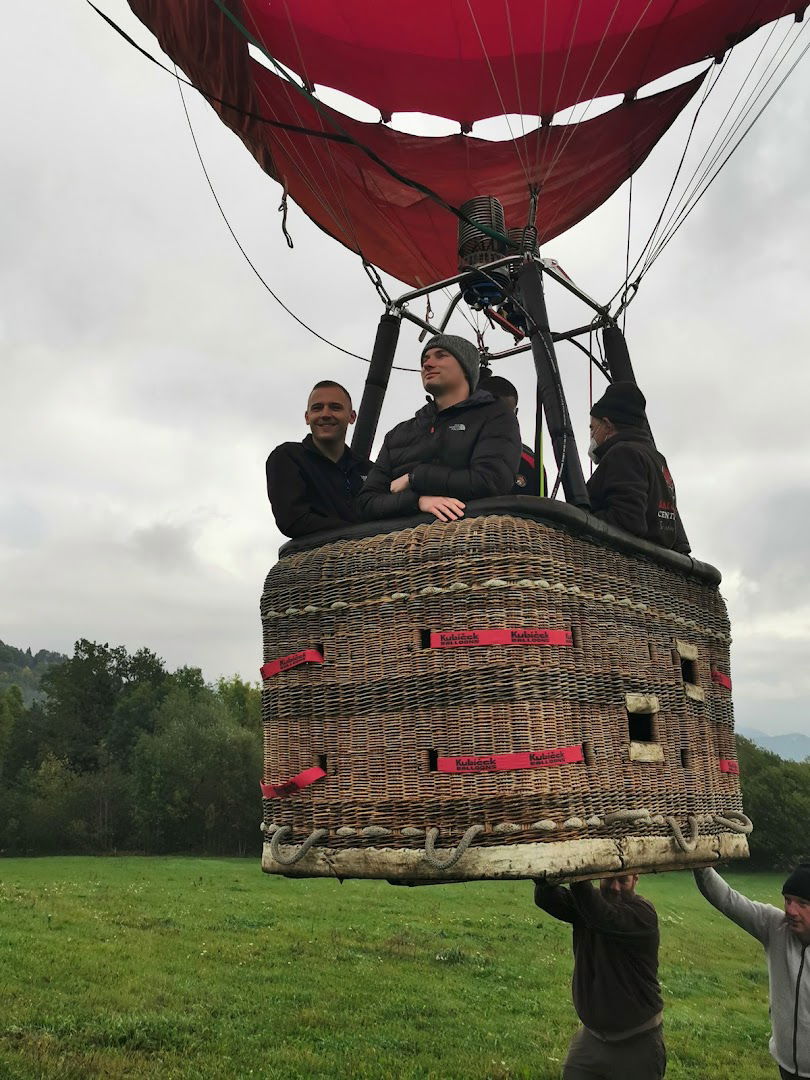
587, 381, 690, 554
694, 864, 810, 1078
477, 374, 548, 496
357, 335, 520, 522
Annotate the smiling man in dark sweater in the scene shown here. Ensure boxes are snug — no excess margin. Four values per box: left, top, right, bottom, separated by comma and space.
534, 873, 665, 1079
266, 380, 372, 538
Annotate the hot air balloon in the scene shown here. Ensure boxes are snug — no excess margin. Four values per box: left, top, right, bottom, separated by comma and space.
113, 0, 807, 883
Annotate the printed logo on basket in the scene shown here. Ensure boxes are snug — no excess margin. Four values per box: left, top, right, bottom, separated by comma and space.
454, 756, 497, 772
437, 631, 481, 646
510, 629, 572, 645
279, 651, 308, 671
528, 749, 568, 767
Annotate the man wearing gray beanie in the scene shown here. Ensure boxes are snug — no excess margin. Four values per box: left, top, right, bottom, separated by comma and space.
694, 863, 810, 1077
357, 334, 520, 522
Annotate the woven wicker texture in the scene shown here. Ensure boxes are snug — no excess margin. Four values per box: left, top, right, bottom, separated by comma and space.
260, 515, 742, 868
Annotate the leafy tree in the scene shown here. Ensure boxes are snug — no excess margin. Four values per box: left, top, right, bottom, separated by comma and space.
0, 685, 23, 779
738, 736, 810, 868
39, 640, 130, 770
131, 685, 262, 855
216, 675, 261, 730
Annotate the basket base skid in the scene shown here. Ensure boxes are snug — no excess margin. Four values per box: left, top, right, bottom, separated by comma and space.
262, 832, 748, 883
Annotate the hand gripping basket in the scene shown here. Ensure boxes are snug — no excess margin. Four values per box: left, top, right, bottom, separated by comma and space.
259, 501, 750, 883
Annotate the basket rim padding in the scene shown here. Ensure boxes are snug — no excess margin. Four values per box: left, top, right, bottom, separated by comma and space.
277, 495, 720, 587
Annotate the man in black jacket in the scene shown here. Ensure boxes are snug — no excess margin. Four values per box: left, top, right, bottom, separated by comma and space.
587, 381, 690, 554
357, 335, 521, 522
478, 374, 547, 496
534, 874, 666, 1079
266, 380, 372, 538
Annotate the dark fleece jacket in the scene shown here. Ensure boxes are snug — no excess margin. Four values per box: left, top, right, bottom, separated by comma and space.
266, 434, 371, 538
535, 881, 663, 1037
587, 428, 690, 553
357, 390, 521, 520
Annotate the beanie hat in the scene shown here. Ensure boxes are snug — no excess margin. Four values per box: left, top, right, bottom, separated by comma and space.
782, 863, 810, 901
590, 381, 647, 427
421, 334, 481, 392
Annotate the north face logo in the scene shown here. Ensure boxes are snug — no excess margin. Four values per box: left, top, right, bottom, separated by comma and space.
448, 423, 466, 431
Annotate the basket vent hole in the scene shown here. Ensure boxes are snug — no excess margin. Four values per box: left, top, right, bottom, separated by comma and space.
570, 625, 582, 648
316, 643, 325, 658
419, 630, 432, 649
680, 657, 698, 685
317, 754, 328, 772
582, 740, 595, 766
680, 748, 691, 769
627, 711, 656, 742
427, 749, 439, 771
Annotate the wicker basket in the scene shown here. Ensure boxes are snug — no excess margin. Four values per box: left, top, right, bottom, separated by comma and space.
260, 512, 749, 882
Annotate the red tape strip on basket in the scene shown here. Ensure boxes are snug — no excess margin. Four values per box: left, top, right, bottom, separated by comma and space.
261, 766, 326, 799
712, 670, 732, 690
719, 759, 740, 775
430, 628, 572, 648
438, 746, 584, 774
260, 649, 323, 679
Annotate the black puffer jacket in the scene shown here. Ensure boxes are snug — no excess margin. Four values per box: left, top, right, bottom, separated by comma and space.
587, 428, 690, 553
266, 435, 371, 538
357, 390, 521, 520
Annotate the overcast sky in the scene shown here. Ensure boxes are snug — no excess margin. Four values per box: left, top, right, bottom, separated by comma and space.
3, 3, 810, 736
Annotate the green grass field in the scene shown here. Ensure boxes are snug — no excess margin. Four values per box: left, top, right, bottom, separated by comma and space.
0, 858, 782, 1079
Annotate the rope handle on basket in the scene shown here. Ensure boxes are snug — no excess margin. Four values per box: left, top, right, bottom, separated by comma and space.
269, 825, 329, 866
603, 809, 651, 824
713, 811, 753, 834
667, 814, 699, 853
424, 825, 484, 870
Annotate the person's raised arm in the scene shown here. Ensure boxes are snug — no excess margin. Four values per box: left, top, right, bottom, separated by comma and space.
266, 448, 346, 538
693, 868, 783, 944
534, 880, 577, 923
409, 406, 521, 501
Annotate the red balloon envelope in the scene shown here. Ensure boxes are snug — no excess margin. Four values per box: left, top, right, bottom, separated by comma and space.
127, 0, 805, 285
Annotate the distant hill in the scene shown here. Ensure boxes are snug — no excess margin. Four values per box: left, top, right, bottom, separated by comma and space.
0, 640, 67, 706
738, 727, 810, 763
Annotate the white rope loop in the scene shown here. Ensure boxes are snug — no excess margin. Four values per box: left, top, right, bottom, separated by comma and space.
269, 825, 329, 866
713, 811, 753, 834
424, 825, 484, 870
667, 814, 699, 853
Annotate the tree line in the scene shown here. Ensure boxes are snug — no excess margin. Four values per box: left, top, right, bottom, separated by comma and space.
0, 640, 262, 856
0, 639, 806, 864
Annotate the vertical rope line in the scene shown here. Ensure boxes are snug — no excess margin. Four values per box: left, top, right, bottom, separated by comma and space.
541, 0, 657, 184
623, 175, 633, 333
588, 327, 594, 479
535, 0, 584, 185
532, 0, 549, 173
504, 0, 526, 142
642, 15, 803, 272
644, 24, 810, 273
465, 0, 533, 186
